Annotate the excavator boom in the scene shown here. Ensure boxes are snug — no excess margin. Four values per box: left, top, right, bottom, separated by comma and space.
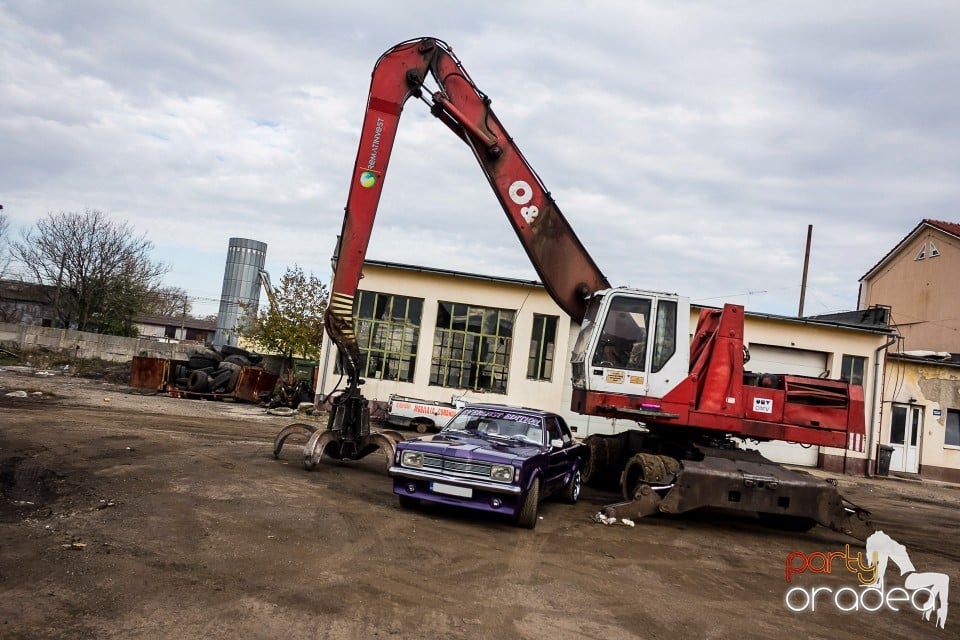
327, 37, 608, 380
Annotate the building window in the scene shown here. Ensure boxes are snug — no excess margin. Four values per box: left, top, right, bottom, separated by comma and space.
840, 354, 866, 385
431, 302, 515, 394
527, 314, 558, 381
930, 240, 940, 257
915, 244, 926, 260
946, 409, 960, 447
345, 290, 423, 382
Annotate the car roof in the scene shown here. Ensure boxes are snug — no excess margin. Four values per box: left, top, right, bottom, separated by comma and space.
461, 403, 557, 418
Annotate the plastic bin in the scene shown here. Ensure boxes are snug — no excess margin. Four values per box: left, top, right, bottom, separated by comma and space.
877, 444, 895, 476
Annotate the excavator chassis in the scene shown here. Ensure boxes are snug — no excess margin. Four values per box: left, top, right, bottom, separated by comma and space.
601, 448, 873, 540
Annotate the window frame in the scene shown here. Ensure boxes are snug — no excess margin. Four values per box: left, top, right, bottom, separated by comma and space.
840, 354, 866, 386
527, 313, 559, 381
336, 290, 423, 383
430, 301, 515, 394
946, 408, 960, 448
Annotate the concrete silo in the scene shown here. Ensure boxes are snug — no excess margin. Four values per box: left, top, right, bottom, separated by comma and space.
213, 238, 267, 347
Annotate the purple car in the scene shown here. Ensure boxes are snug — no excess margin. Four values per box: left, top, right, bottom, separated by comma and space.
388, 404, 585, 528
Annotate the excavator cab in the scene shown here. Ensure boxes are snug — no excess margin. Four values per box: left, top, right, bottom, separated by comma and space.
571, 287, 691, 399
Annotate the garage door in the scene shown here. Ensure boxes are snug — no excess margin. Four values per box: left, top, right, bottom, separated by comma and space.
743, 344, 829, 467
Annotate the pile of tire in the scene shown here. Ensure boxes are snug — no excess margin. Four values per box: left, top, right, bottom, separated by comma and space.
171, 345, 264, 395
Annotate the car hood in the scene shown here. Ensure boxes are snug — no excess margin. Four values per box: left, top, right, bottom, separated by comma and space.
397, 433, 544, 464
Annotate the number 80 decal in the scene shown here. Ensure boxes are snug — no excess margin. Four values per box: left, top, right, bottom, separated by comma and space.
509, 180, 540, 224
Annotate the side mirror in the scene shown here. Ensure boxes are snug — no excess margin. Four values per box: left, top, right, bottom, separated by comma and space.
550, 438, 563, 449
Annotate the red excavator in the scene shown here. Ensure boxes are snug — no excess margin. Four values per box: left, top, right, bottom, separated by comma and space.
274, 37, 873, 539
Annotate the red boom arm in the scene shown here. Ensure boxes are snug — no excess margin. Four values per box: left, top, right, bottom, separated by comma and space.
326, 37, 609, 380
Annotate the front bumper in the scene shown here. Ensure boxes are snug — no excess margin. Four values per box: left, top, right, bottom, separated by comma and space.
388, 466, 522, 495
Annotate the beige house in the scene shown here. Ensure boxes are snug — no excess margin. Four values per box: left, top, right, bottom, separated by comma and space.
880, 353, 960, 483
855, 219, 960, 483
859, 219, 960, 352
319, 260, 896, 476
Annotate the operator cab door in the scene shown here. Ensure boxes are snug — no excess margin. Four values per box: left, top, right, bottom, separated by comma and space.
573, 289, 690, 399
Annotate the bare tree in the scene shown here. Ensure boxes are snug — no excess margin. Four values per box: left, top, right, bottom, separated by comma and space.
12, 209, 169, 335
142, 286, 192, 317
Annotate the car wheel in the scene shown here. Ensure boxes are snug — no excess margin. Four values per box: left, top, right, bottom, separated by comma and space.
515, 477, 540, 529
562, 469, 581, 504
398, 494, 419, 509
412, 419, 433, 434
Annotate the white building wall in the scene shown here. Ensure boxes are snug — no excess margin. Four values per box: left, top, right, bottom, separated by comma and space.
317, 264, 572, 415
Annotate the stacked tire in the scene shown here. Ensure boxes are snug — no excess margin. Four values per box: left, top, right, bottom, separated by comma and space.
171, 345, 263, 395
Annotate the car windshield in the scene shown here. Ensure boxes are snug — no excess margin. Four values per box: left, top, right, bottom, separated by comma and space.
443, 409, 544, 445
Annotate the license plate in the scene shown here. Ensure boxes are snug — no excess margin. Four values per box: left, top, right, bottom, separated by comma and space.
430, 482, 473, 498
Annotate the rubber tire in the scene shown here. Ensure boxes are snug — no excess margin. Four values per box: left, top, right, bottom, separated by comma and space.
225, 369, 241, 392
219, 345, 248, 357
187, 370, 210, 392
188, 356, 218, 371
561, 469, 581, 504
398, 494, 420, 509
412, 419, 433, 434
515, 478, 540, 529
223, 355, 250, 367
196, 347, 223, 363
209, 369, 232, 391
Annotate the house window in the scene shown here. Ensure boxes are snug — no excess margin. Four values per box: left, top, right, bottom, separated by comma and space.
346, 290, 423, 382
946, 409, 960, 447
915, 244, 926, 260
930, 240, 940, 257
840, 354, 866, 385
431, 302, 515, 394
527, 314, 558, 381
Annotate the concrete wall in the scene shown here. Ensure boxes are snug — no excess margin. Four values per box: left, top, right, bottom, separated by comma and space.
0, 321, 197, 363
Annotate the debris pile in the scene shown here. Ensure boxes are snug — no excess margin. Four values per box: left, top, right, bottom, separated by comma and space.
170, 345, 264, 395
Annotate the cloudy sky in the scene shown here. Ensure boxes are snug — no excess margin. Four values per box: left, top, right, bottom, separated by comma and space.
2, 1, 958, 318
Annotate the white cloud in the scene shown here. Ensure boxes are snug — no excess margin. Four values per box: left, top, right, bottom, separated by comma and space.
1, 1, 958, 319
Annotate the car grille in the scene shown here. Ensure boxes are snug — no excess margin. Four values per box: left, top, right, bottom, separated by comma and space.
422, 454, 491, 479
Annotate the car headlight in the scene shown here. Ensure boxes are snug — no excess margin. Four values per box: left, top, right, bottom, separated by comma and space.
490, 464, 514, 483
401, 450, 424, 468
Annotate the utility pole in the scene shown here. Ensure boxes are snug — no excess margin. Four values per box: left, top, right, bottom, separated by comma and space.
798, 224, 813, 317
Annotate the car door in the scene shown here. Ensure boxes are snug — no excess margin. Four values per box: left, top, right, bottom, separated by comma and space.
545, 417, 573, 493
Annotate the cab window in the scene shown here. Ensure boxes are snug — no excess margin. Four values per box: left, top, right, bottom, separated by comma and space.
592, 296, 651, 371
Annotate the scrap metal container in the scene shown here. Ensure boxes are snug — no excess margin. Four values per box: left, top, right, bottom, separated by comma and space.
213, 238, 267, 347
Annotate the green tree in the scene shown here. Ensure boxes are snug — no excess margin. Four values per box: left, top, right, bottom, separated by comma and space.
243, 265, 328, 361
12, 209, 168, 334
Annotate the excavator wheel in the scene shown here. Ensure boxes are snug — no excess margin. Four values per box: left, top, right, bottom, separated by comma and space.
621, 453, 679, 500
582, 436, 621, 489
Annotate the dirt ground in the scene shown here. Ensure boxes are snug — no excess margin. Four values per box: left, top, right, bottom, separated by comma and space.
1, 366, 958, 640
